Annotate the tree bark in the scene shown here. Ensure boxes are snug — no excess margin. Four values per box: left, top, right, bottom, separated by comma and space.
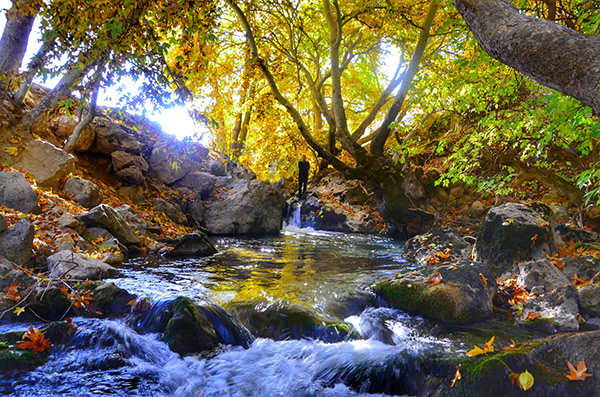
0, 0, 38, 74
454, 0, 600, 114
63, 87, 98, 153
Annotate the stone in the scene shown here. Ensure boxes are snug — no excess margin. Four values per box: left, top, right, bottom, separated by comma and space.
117, 185, 145, 203
469, 200, 486, 217
561, 255, 600, 280
0, 220, 34, 266
403, 226, 472, 267
555, 224, 598, 245
115, 206, 148, 235
372, 262, 497, 324
516, 259, 570, 293
115, 167, 146, 186
449, 186, 465, 199
162, 297, 219, 355
57, 213, 80, 229
53, 114, 95, 151
518, 285, 579, 332
183, 200, 205, 226
11, 139, 76, 189
579, 284, 600, 317
148, 142, 192, 184
178, 171, 216, 199
0, 171, 40, 213
62, 177, 102, 209
111, 150, 149, 186
90, 282, 137, 316
474, 202, 557, 276
549, 204, 571, 224
0, 213, 6, 233
204, 159, 226, 176
187, 142, 210, 163
91, 121, 143, 155
154, 198, 187, 225
163, 232, 217, 258
76, 204, 140, 247
203, 179, 286, 235
47, 250, 119, 280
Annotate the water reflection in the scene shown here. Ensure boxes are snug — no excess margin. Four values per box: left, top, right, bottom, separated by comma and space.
111, 230, 410, 319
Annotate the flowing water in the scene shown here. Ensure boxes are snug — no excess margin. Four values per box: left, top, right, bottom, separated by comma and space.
0, 225, 494, 396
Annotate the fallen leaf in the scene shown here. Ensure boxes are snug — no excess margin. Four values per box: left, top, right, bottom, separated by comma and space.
3, 282, 23, 302
566, 361, 593, 381
466, 345, 485, 357
503, 340, 517, 350
483, 336, 495, 353
519, 370, 534, 391
451, 364, 461, 387
526, 312, 541, 320
4, 147, 19, 156
427, 272, 443, 286
17, 325, 52, 352
530, 234, 538, 245
13, 307, 25, 317
478, 273, 488, 286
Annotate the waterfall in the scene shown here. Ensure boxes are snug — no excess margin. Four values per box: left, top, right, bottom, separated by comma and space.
283, 202, 302, 229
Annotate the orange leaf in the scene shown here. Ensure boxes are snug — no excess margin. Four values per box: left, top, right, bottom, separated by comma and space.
451, 364, 461, 387
17, 325, 52, 352
466, 345, 485, 357
427, 272, 443, 286
530, 234, 538, 245
526, 312, 541, 320
3, 282, 23, 302
503, 340, 517, 350
478, 273, 488, 286
566, 361, 593, 381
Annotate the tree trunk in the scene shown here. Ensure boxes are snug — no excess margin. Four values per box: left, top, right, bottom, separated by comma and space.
15, 39, 53, 104
63, 87, 98, 153
0, 0, 38, 74
370, 0, 439, 156
454, 0, 600, 114
19, 66, 87, 131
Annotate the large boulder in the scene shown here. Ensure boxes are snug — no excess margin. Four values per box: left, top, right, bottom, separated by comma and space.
0, 213, 6, 233
62, 177, 102, 209
111, 150, 149, 186
177, 171, 216, 199
474, 202, 557, 276
148, 142, 193, 185
91, 121, 143, 155
154, 198, 187, 225
47, 250, 119, 280
0, 219, 34, 266
115, 205, 148, 235
579, 284, 600, 317
51, 114, 95, 151
372, 262, 497, 324
403, 226, 472, 267
11, 139, 76, 189
560, 255, 600, 280
203, 179, 286, 235
515, 259, 570, 294
76, 204, 140, 247
163, 232, 217, 258
0, 171, 40, 213
518, 285, 580, 332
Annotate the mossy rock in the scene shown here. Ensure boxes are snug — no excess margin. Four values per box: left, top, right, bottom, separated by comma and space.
163, 297, 219, 355
28, 287, 71, 321
373, 262, 496, 324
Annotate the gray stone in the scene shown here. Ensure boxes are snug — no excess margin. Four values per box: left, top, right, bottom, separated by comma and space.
164, 232, 217, 258
549, 204, 571, 224
0, 171, 40, 213
516, 259, 570, 293
12, 139, 76, 189
205, 159, 226, 177
91, 122, 143, 155
116, 167, 146, 186
57, 213, 80, 229
47, 250, 119, 280
579, 284, 600, 317
63, 177, 102, 209
115, 206, 148, 235
183, 200, 205, 226
0, 213, 6, 233
179, 171, 216, 199
561, 255, 600, 280
0, 219, 34, 266
117, 186, 145, 203
148, 142, 192, 184
555, 224, 598, 245
111, 150, 149, 173
474, 202, 557, 276
404, 226, 472, 267
154, 198, 187, 225
203, 179, 286, 235
76, 204, 140, 247
519, 285, 579, 332
187, 142, 210, 163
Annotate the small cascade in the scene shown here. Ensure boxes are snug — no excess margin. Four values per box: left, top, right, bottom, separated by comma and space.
283, 201, 303, 229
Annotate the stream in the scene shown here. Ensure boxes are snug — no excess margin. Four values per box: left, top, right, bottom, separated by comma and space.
0, 226, 515, 396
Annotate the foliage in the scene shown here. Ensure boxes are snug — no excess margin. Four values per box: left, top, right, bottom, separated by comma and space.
17, 325, 51, 352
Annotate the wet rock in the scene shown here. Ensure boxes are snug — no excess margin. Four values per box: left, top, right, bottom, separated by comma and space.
561, 255, 600, 280
373, 262, 497, 324
47, 250, 119, 280
162, 297, 220, 355
154, 198, 187, 225
0, 219, 34, 266
62, 177, 102, 209
516, 259, 570, 294
12, 139, 76, 189
28, 287, 71, 321
148, 142, 192, 184
448, 330, 600, 396
403, 226, 472, 267
91, 121, 142, 155
163, 232, 217, 258
177, 171, 216, 199
76, 204, 140, 248
474, 202, 557, 276
519, 285, 579, 332
0, 213, 6, 233
87, 281, 137, 316
0, 171, 40, 213
578, 284, 600, 317
0, 331, 51, 373
203, 179, 286, 235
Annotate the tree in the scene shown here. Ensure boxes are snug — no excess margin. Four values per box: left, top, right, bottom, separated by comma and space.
0, 0, 39, 76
